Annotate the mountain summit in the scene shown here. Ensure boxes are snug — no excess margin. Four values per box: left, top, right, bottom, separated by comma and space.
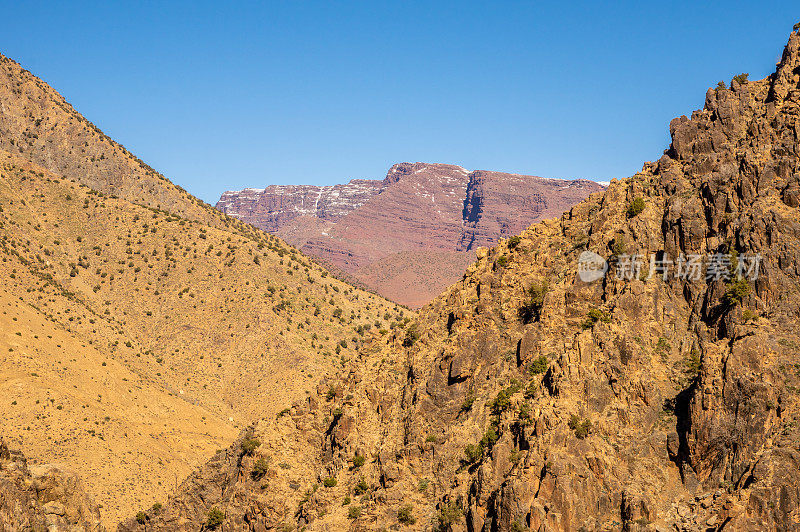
217, 163, 603, 306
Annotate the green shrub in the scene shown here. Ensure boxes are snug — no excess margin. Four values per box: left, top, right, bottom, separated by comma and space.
398, 505, 416, 525
610, 236, 627, 257
496, 255, 509, 268
519, 280, 548, 323
715, 80, 726, 92
241, 437, 261, 455
348, 505, 362, 519
723, 279, 750, 306
582, 308, 610, 329
568, 414, 592, 439
626, 197, 646, 218
436, 502, 463, 530
490, 382, 521, 415
354, 477, 369, 495
323, 476, 337, 488
480, 427, 499, 449
507, 236, 522, 249
252, 457, 270, 479
528, 355, 549, 375
460, 394, 475, 413
135, 511, 147, 524
732, 73, 749, 85
402, 324, 420, 347
352, 454, 365, 468
464, 443, 482, 463
418, 478, 429, 492
342, 495, 351, 505
206, 507, 225, 528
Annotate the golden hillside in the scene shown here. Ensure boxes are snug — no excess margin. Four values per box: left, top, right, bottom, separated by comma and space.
0, 58, 407, 526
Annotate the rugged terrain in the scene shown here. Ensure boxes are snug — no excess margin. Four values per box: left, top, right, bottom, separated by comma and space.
124, 28, 800, 531
0, 52, 405, 526
217, 163, 603, 307
0, 438, 104, 531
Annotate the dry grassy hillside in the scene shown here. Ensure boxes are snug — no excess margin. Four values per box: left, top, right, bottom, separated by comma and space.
0, 53, 227, 226
0, 80, 406, 526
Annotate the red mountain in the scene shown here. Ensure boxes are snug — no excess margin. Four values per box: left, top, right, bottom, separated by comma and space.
216, 162, 604, 306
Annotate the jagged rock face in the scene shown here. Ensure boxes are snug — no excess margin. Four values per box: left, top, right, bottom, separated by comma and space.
132, 28, 800, 531
457, 170, 601, 251
0, 439, 105, 531
217, 162, 602, 307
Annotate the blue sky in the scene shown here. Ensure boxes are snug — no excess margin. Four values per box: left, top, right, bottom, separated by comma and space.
2, 1, 798, 203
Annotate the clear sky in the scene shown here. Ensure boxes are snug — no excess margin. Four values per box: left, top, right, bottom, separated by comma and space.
2, 1, 798, 203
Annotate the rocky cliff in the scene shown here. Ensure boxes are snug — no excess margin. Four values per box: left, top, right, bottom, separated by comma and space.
217, 163, 602, 307
124, 26, 800, 531
0, 439, 104, 531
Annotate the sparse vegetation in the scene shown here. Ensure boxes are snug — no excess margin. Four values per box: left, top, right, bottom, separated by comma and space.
582, 308, 611, 329
206, 507, 225, 528
323, 476, 337, 488
529, 355, 549, 375
436, 501, 463, 530
568, 414, 592, 439
241, 436, 261, 455
398, 504, 416, 525
723, 278, 750, 306
352, 454, 365, 468
626, 197, 646, 218
348, 505, 362, 519
252, 457, 270, 479
519, 280, 548, 323
732, 73, 749, 85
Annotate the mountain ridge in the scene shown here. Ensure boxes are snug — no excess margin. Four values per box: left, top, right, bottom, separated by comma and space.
217, 162, 604, 306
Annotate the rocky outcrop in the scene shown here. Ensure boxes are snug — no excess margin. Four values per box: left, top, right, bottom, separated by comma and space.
217, 162, 603, 306
127, 26, 800, 531
0, 439, 105, 531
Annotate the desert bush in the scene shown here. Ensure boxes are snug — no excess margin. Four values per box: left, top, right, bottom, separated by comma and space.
627, 197, 646, 218
398, 505, 416, 525
528, 355, 549, 375
732, 73, 749, 85
568, 414, 591, 439
241, 436, 261, 455
464, 443, 482, 463
206, 507, 225, 528
436, 502, 463, 530
323, 476, 337, 488
352, 454, 365, 468
354, 477, 369, 495
252, 457, 270, 479
519, 280, 548, 323
723, 278, 750, 306
348, 506, 362, 519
